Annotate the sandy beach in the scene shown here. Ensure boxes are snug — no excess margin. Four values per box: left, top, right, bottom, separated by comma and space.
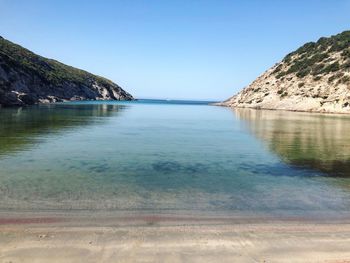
0, 213, 350, 263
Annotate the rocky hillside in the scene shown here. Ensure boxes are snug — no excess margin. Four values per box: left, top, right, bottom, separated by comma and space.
0, 36, 133, 106
221, 30, 350, 113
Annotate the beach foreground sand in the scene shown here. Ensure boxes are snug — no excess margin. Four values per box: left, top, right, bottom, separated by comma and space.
1, 213, 350, 263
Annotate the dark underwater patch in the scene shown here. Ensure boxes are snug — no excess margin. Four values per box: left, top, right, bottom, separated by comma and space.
151, 161, 209, 174
152, 161, 179, 173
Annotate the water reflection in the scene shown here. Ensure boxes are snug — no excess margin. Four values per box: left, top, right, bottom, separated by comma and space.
233, 108, 350, 177
0, 103, 127, 156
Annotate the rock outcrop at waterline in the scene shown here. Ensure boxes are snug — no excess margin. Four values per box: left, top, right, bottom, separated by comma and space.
220, 30, 350, 113
0, 36, 133, 106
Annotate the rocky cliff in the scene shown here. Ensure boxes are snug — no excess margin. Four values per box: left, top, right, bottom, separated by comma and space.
0, 36, 133, 106
221, 30, 350, 113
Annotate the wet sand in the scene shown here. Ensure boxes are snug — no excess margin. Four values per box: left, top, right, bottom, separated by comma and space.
1, 212, 350, 262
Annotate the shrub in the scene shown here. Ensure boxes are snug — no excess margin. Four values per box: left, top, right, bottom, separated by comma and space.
328, 75, 336, 82
313, 75, 322, 81
341, 48, 350, 58
296, 68, 311, 78
311, 63, 325, 75
321, 62, 340, 74
341, 75, 350, 83
342, 60, 350, 71
273, 64, 283, 74
276, 72, 286, 79
281, 91, 288, 98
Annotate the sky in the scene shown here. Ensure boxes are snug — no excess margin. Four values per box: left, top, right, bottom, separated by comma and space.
0, 0, 350, 101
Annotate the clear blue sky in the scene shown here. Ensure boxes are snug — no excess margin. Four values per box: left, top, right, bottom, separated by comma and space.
1, 0, 349, 100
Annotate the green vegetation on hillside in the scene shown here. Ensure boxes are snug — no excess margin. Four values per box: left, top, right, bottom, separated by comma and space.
0, 37, 115, 88
273, 31, 350, 81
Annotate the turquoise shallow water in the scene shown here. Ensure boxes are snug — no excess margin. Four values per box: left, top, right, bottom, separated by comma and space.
1, 100, 350, 218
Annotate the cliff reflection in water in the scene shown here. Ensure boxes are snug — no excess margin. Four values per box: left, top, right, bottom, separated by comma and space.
233, 108, 350, 177
0, 103, 127, 156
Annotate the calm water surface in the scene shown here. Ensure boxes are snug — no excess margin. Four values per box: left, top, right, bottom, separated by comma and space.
1, 100, 350, 218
